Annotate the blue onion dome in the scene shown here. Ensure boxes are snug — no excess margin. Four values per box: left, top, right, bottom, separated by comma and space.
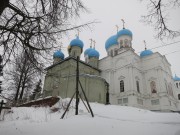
173, 75, 180, 81
70, 36, 84, 48
105, 35, 118, 50
140, 49, 153, 57
117, 28, 133, 38
88, 49, 100, 59
53, 50, 64, 60
84, 47, 94, 56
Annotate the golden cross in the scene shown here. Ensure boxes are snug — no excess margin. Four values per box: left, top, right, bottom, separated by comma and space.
77, 29, 80, 37
89, 38, 93, 48
121, 19, 125, 29
143, 40, 147, 50
115, 25, 119, 33
93, 40, 96, 49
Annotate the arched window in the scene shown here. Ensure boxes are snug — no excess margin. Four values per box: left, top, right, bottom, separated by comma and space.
120, 40, 123, 47
120, 80, 124, 92
150, 81, 157, 93
178, 94, 180, 100
124, 39, 128, 47
114, 49, 118, 56
176, 83, 179, 88
136, 81, 140, 93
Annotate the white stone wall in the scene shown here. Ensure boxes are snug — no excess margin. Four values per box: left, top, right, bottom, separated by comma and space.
99, 47, 180, 111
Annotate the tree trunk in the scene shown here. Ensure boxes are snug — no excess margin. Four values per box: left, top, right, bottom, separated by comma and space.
14, 58, 27, 101
14, 71, 23, 101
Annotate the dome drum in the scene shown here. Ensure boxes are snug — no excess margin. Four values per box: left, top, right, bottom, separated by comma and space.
105, 28, 133, 51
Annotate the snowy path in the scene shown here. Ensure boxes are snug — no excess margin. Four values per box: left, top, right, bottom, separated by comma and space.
0, 102, 180, 135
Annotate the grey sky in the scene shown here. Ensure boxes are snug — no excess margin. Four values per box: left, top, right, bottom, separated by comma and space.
61, 0, 180, 77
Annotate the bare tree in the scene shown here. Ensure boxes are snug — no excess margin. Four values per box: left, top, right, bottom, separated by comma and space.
0, 55, 3, 94
0, 0, 92, 68
141, 0, 180, 39
4, 51, 42, 103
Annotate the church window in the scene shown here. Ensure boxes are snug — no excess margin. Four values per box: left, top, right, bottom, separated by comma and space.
179, 82, 180, 87
176, 83, 178, 88
124, 39, 128, 47
150, 81, 157, 93
114, 49, 118, 56
120, 80, 124, 92
178, 94, 180, 100
136, 81, 140, 93
120, 40, 123, 47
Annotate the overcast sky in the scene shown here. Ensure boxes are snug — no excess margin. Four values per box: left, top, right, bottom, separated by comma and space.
61, 0, 180, 77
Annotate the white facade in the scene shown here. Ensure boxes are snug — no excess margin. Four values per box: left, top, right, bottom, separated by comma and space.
98, 29, 180, 111
50, 28, 180, 112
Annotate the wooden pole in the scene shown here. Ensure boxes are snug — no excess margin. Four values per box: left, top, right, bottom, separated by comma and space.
61, 56, 94, 118
75, 56, 79, 115
61, 92, 76, 119
79, 94, 90, 113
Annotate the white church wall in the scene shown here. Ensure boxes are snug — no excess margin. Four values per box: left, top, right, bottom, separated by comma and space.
99, 41, 179, 111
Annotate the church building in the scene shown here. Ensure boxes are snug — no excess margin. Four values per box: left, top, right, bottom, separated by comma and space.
43, 25, 180, 112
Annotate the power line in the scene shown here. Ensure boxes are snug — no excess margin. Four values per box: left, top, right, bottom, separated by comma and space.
136, 40, 180, 54
150, 41, 180, 50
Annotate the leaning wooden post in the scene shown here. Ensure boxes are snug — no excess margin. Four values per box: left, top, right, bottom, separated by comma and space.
79, 80, 94, 117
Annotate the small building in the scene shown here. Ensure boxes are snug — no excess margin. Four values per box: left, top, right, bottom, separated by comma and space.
43, 36, 109, 104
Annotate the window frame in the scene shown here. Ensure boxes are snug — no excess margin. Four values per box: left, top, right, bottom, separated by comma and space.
120, 80, 124, 92
136, 80, 140, 93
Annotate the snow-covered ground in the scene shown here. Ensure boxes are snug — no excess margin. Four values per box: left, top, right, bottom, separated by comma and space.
0, 99, 180, 135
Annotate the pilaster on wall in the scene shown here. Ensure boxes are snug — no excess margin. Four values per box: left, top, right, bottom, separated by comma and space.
156, 67, 164, 93
128, 65, 135, 91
